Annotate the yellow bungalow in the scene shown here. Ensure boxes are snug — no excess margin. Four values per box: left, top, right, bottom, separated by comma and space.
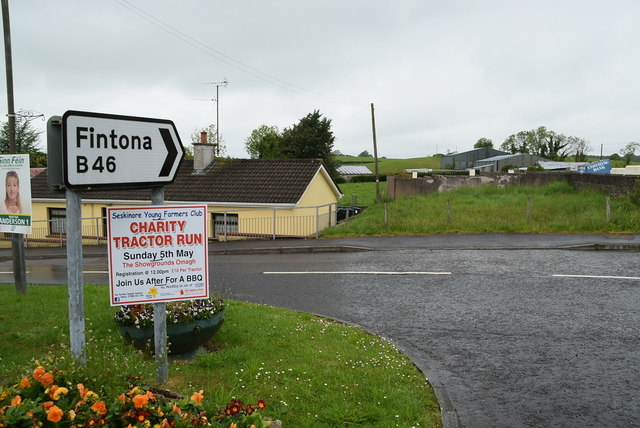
26, 147, 342, 247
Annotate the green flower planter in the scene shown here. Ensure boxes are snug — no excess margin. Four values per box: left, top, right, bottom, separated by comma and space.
119, 312, 224, 355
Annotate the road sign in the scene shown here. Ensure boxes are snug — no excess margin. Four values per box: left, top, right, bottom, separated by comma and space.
0, 154, 31, 234
107, 205, 209, 306
62, 110, 184, 190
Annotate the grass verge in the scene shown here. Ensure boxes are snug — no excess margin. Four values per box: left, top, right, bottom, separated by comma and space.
326, 181, 640, 236
0, 285, 441, 427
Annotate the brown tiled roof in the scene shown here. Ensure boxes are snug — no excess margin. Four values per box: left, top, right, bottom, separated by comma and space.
31, 158, 335, 205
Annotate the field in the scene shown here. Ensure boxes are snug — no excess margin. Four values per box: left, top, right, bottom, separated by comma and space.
329, 181, 640, 236
337, 155, 440, 176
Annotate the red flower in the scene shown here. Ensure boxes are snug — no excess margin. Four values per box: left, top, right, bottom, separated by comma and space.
257, 400, 267, 409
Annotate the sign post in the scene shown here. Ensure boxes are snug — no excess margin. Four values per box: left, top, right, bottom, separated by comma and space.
151, 188, 167, 383
0, 154, 31, 294
107, 203, 209, 383
62, 110, 183, 190
49, 110, 185, 368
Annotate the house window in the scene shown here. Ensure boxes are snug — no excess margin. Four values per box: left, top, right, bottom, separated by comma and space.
212, 213, 238, 237
49, 208, 67, 235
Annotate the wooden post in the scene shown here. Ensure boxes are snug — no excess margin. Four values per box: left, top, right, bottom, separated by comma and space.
447, 200, 452, 225
527, 198, 532, 223
606, 196, 611, 223
371, 103, 381, 203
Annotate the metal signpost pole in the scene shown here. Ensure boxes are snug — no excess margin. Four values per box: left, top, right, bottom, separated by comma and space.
66, 189, 86, 363
151, 187, 168, 383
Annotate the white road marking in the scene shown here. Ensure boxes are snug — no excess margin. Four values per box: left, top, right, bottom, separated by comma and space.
264, 271, 451, 275
553, 274, 640, 280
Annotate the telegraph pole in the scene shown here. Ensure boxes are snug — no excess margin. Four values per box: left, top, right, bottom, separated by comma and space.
202, 80, 228, 156
2, 0, 26, 294
371, 103, 381, 203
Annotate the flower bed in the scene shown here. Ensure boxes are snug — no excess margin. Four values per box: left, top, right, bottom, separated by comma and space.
0, 362, 270, 427
114, 297, 225, 329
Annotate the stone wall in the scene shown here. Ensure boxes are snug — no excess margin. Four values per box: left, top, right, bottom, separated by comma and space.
386, 172, 640, 199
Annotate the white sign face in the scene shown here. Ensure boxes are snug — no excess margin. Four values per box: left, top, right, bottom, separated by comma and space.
107, 205, 209, 306
62, 110, 184, 189
0, 154, 32, 234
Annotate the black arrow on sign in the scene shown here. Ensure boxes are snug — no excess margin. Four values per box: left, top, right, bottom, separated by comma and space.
159, 128, 179, 177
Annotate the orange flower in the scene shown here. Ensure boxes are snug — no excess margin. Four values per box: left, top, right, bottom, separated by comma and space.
77, 384, 98, 401
40, 372, 54, 387
46, 405, 63, 423
132, 393, 149, 409
172, 404, 182, 415
33, 366, 46, 382
91, 401, 107, 416
48, 385, 59, 399
43, 401, 54, 410
146, 390, 156, 401
190, 390, 204, 404
117, 393, 126, 402
10, 395, 21, 406
19, 377, 31, 389
230, 424, 237, 428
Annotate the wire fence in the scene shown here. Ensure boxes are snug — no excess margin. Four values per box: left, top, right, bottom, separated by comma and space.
10, 203, 338, 248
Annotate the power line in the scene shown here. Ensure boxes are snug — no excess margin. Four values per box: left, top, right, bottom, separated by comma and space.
112, 0, 358, 105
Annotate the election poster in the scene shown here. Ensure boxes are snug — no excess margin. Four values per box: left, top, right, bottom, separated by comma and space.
0, 154, 31, 234
107, 205, 209, 306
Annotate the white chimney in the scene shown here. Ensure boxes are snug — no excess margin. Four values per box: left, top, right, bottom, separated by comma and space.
193, 131, 215, 171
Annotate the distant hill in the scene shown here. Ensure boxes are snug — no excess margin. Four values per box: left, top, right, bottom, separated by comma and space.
336, 156, 440, 175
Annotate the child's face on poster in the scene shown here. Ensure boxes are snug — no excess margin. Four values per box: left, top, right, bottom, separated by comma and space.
6, 175, 18, 202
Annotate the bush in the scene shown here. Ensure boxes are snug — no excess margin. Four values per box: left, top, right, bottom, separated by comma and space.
351, 175, 386, 183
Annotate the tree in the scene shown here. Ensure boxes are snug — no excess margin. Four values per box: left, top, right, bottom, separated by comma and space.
501, 126, 569, 161
244, 125, 282, 159
566, 136, 591, 162
358, 150, 372, 157
280, 110, 338, 177
0, 115, 46, 167
501, 131, 535, 154
190, 124, 227, 157
621, 141, 639, 165
474, 138, 493, 149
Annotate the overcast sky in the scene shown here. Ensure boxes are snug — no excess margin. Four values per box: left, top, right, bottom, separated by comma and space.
3, 0, 640, 159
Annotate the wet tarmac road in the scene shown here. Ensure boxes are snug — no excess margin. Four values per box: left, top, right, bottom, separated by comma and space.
206, 248, 640, 427
2, 237, 640, 427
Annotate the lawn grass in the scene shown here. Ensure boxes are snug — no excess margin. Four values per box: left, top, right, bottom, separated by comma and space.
325, 181, 640, 236
0, 285, 441, 427
338, 182, 382, 206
